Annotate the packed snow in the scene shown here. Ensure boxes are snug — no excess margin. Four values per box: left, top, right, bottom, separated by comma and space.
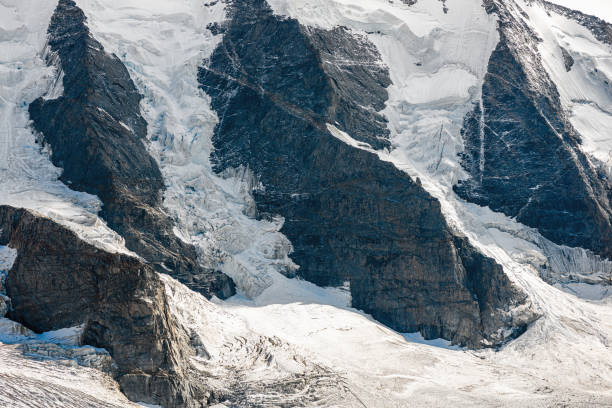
164, 271, 612, 407
0, 342, 138, 408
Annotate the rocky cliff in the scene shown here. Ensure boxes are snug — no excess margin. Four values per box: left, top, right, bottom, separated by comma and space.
0, 205, 210, 407
28, 0, 234, 299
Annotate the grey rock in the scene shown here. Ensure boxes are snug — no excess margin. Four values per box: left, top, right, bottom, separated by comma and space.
0, 205, 208, 407
28, 0, 234, 300
199, 0, 538, 348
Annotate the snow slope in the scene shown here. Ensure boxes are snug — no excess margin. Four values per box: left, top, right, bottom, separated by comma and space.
163, 271, 612, 407
0, 0, 134, 255
0, 343, 137, 408
548, 0, 612, 23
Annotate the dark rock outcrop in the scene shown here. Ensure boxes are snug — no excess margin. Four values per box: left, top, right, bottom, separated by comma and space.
0, 205, 208, 407
199, 0, 537, 347
455, 0, 612, 259
28, 0, 234, 299
560, 46, 574, 71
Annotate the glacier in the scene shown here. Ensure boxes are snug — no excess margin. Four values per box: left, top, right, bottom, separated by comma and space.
0, 0, 611, 406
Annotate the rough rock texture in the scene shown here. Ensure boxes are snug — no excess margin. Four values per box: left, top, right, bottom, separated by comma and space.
199, 0, 538, 347
455, 0, 612, 259
28, 0, 234, 299
560, 46, 574, 71
0, 205, 206, 407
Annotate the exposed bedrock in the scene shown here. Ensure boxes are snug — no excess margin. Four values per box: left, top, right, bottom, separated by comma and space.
0, 205, 209, 407
28, 0, 234, 299
455, 0, 612, 259
199, 0, 538, 347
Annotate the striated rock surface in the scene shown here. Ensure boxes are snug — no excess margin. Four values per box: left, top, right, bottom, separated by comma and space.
28, 0, 234, 299
0, 205, 206, 407
455, 0, 612, 259
199, 0, 538, 347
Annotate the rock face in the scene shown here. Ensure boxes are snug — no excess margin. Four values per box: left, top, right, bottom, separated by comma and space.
455, 0, 612, 259
0, 205, 204, 407
199, 0, 537, 347
28, 0, 234, 299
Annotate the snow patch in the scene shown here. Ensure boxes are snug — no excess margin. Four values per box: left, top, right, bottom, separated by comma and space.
401, 332, 464, 350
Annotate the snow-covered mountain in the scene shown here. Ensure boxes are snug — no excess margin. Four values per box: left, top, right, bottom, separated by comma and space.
1, 0, 611, 406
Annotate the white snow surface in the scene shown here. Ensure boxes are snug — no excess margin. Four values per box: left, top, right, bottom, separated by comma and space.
162, 272, 612, 407
0, 0, 135, 256
0, 342, 139, 408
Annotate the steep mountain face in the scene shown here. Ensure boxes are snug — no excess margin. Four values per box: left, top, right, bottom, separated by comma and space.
1, 0, 612, 406
0, 205, 203, 407
455, 0, 612, 259
28, 0, 234, 299
199, 0, 537, 348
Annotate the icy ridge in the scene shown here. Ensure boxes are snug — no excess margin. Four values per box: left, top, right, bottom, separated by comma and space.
268, 0, 612, 300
